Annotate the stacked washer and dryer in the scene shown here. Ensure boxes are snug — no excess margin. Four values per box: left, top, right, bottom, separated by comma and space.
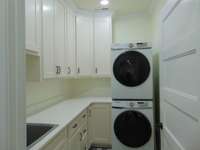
111, 43, 154, 150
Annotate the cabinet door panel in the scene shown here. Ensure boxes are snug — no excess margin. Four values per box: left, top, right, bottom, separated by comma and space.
88, 104, 112, 145
66, 9, 76, 76
69, 129, 82, 150
42, 128, 67, 150
25, 0, 41, 53
54, 0, 66, 76
94, 16, 112, 76
76, 15, 94, 76
42, 0, 56, 78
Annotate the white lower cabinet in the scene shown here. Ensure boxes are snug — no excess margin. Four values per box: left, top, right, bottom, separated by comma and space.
41, 103, 111, 150
68, 127, 82, 150
42, 128, 67, 150
81, 123, 88, 150
68, 110, 88, 150
88, 103, 112, 146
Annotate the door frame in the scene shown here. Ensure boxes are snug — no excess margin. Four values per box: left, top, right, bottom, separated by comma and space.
0, 0, 26, 149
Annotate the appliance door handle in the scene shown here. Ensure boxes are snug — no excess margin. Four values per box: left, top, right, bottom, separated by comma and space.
112, 106, 125, 109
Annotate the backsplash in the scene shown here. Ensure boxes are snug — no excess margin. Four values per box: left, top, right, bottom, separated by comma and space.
68, 78, 111, 98
26, 78, 111, 116
26, 79, 71, 116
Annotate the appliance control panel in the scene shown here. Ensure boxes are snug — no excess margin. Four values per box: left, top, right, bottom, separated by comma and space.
112, 100, 153, 108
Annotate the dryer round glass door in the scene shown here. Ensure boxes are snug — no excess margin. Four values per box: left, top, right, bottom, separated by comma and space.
114, 110, 152, 148
113, 51, 150, 87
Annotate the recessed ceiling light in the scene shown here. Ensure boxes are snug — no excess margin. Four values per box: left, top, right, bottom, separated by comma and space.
100, 0, 109, 6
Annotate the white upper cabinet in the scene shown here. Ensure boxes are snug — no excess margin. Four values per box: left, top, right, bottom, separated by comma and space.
94, 15, 112, 77
66, 9, 76, 76
25, 0, 42, 55
54, 0, 67, 77
26, 0, 112, 79
76, 14, 94, 76
42, 0, 56, 78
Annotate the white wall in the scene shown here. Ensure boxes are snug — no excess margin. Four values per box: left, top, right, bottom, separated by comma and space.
113, 13, 153, 43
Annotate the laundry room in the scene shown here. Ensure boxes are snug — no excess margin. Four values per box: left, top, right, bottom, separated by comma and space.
1, 0, 199, 150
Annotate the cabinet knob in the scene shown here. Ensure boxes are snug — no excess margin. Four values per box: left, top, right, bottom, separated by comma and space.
72, 123, 78, 129
82, 114, 86, 118
56, 66, 61, 74
83, 129, 87, 134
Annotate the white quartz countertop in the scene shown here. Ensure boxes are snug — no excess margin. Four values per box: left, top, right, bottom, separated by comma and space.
27, 97, 112, 150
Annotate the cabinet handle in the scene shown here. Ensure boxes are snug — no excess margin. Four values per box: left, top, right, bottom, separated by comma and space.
72, 123, 78, 129
80, 132, 83, 141
83, 129, 87, 134
77, 67, 80, 74
67, 67, 71, 74
95, 68, 98, 74
56, 66, 61, 74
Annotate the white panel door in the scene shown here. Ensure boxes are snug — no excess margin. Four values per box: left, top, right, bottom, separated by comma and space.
25, 0, 41, 54
42, 0, 56, 78
94, 15, 112, 77
54, 0, 66, 77
66, 8, 76, 76
76, 14, 94, 76
160, 0, 200, 150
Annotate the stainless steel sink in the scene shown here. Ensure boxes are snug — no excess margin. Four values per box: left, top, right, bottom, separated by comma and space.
27, 123, 58, 149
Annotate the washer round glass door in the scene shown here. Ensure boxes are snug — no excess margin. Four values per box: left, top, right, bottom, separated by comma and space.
114, 110, 152, 148
113, 51, 150, 87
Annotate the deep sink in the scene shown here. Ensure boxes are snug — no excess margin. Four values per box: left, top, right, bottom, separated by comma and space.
27, 123, 58, 149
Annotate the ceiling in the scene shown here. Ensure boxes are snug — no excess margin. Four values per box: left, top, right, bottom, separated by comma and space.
73, 0, 155, 16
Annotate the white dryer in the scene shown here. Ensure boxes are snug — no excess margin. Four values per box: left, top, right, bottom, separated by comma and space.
112, 100, 154, 150
112, 43, 153, 100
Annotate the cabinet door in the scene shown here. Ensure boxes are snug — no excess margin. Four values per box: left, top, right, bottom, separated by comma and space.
76, 15, 94, 76
66, 9, 76, 76
42, 128, 67, 150
94, 16, 112, 77
81, 123, 88, 150
42, 0, 56, 78
68, 129, 82, 150
54, 0, 66, 77
25, 0, 41, 55
88, 104, 112, 145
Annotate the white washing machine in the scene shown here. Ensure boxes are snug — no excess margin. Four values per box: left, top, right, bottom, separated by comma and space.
112, 43, 153, 100
112, 100, 154, 150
